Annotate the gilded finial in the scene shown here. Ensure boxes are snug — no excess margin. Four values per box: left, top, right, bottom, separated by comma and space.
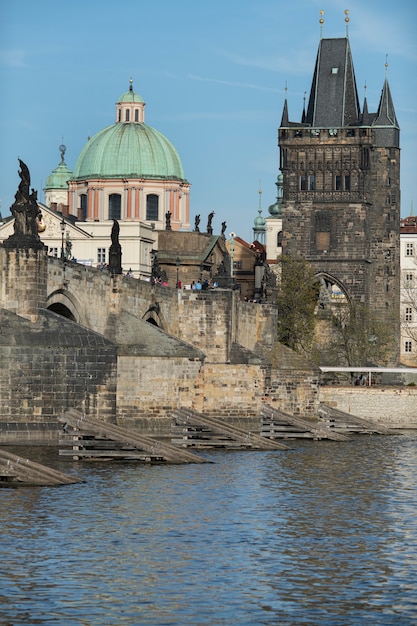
319, 10, 324, 38
385, 53, 389, 75
345, 9, 349, 36
129, 75, 133, 91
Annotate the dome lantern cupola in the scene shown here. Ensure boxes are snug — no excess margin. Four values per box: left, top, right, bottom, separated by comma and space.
116, 78, 146, 124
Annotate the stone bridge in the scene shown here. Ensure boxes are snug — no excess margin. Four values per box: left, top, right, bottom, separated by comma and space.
0, 246, 320, 440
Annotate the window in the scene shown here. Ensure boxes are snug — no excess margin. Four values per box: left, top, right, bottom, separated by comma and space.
109, 194, 121, 220
80, 194, 87, 221
335, 175, 341, 191
125, 109, 130, 122
233, 261, 242, 270
300, 175, 307, 191
49, 247, 58, 257
135, 109, 139, 122
405, 341, 412, 353
361, 148, 370, 169
344, 175, 351, 191
277, 231, 283, 247
406, 243, 414, 257
97, 248, 106, 264
405, 308, 413, 322
309, 175, 315, 191
146, 194, 159, 221
405, 273, 414, 284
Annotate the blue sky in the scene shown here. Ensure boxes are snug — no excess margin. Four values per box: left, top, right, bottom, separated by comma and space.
1, 0, 416, 240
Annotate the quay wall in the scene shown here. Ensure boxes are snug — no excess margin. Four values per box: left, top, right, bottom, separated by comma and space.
320, 386, 417, 429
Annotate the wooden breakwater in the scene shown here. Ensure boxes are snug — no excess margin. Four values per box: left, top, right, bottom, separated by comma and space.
260, 405, 350, 441
58, 409, 207, 464
0, 449, 82, 487
318, 404, 397, 435
171, 408, 290, 450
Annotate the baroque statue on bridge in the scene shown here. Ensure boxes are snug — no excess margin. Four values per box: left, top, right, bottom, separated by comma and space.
3, 159, 44, 249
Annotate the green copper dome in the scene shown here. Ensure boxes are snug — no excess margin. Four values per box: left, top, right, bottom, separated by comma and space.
45, 160, 73, 189
72, 122, 186, 181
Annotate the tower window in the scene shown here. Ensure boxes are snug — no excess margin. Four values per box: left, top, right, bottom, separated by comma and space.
146, 194, 159, 221
109, 194, 121, 220
361, 148, 370, 169
309, 175, 316, 191
135, 109, 139, 122
344, 175, 351, 191
277, 231, 283, 247
125, 109, 130, 122
335, 175, 341, 191
300, 175, 307, 191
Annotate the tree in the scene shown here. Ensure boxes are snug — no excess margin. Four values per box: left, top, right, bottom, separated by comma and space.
324, 300, 392, 367
276, 254, 320, 355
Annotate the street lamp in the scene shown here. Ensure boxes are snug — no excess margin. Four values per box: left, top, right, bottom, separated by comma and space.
60, 218, 66, 260
176, 256, 181, 288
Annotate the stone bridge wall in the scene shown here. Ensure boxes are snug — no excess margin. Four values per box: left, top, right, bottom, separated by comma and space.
45, 257, 277, 361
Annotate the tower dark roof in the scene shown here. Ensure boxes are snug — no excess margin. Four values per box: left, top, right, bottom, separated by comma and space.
374, 77, 399, 128
305, 37, 360, 127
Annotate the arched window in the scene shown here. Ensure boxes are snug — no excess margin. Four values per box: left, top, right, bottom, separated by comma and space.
80, 194, 88, 221
277, 231, 283, 247
109, 194, 121, 220
125, 109, 130, 122
146, 194, 159, 221
135, 109, 139, 122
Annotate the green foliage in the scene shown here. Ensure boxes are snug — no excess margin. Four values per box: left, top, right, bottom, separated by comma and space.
276, 254, 320, 354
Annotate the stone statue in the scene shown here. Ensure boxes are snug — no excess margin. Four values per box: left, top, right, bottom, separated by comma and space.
207, 211, 215, 235
194, 214, 200, 232
221, 221, 227, 237
109, 219, 122, 275
4, 159, 44, 249
165, 211, 172, 231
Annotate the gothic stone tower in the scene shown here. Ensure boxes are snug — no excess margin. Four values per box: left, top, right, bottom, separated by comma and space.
279, 36, 400, 364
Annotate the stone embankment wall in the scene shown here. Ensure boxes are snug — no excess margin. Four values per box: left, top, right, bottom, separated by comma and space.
320, 386, 417, 429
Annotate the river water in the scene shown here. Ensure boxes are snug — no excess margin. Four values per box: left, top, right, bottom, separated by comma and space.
1, 432, 417, 625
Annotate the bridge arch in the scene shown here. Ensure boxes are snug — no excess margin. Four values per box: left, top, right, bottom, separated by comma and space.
315, 272, 351, 312
46, 289, 87, 325
142, 303, 167, 330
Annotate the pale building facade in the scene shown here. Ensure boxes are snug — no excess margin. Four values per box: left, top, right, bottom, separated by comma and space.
400, 216, 417, 366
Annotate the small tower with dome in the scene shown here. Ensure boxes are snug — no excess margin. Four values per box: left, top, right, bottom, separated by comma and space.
253, 187, 266, 245
44, 144, 73, 208
265, 173, 283, 260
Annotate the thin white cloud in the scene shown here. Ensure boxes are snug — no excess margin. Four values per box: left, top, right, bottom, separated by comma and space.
187, 73, 281, 93
0, 48, 26, 67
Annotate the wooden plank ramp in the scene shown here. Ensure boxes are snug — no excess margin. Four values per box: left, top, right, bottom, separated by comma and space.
0, 449, 83, 487
171, 408, 290, 450
318, 404, 397, 435
261, 404, 350, 441
58, 409, 207, 464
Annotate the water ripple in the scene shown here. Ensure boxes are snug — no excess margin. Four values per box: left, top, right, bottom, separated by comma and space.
1, 433, 417, 625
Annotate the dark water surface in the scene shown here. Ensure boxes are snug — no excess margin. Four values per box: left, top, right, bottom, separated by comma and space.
1, 432, 417, 625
